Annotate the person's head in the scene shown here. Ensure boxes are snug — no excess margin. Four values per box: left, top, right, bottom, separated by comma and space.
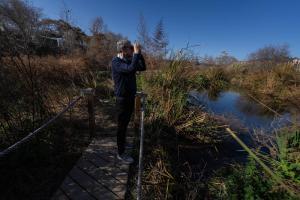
117, 39, 134, 58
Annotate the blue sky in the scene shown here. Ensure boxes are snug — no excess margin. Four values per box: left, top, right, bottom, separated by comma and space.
30, 0, 300, 60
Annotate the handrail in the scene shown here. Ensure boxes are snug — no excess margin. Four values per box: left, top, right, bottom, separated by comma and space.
0, 96, 82, 158
0, 88, 95, 158
136, 91, 147, 200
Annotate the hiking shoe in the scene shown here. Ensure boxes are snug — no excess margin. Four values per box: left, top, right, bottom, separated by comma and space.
117, 153, 134, 164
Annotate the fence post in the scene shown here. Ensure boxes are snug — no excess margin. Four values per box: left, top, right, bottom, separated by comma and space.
81, 88, 95, 137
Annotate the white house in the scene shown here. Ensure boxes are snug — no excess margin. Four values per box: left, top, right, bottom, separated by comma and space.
291, 58, 300, 71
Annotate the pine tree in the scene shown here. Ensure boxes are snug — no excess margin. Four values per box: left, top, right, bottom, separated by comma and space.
152, 19, 168, 59
90, 17, 106, 36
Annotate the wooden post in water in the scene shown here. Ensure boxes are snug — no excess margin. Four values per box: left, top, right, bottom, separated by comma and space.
81, 88, 95, 137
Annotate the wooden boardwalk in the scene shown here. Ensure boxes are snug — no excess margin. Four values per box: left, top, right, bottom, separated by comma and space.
51, 134, 134, 200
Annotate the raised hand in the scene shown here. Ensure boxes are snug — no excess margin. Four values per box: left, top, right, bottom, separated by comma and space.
134, 42, 142, 54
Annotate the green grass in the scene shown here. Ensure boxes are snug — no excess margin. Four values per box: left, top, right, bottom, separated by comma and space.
208, 158, 295, 200
276, 129, 300, 185
208, 128, 300, 199
191, 67, 230, 92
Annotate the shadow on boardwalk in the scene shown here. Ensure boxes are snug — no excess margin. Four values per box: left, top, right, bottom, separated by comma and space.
51, 99, 136, 200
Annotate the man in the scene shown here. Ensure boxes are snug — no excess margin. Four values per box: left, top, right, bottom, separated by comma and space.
112, 39, 146, 163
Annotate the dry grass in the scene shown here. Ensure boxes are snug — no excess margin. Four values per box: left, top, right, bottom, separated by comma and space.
126, 53, 228, 200
230, 63, 300, 108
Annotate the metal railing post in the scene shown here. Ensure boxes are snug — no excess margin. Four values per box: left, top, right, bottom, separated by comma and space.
136, 91, 147, 200
134, 95, 141, 129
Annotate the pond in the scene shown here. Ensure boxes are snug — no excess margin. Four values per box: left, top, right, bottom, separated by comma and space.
178, 90, 299, 179
188, 90, 294, 133
178, 89, 299, 179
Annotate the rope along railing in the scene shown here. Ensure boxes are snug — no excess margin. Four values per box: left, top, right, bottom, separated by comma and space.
0, 88, 95, 158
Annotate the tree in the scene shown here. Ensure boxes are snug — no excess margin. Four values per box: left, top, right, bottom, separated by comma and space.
151, 19, 168, 58
248, 44, 290, 62
0, 0, 46, 130
89, 16, 106, 36
202, 55, 216, 65
137, 13, 151, 54
0, 0, 41, 55
215, 51, 238, 65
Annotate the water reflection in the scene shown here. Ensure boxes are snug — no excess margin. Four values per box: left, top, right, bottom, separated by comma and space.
188, 90, 292, 132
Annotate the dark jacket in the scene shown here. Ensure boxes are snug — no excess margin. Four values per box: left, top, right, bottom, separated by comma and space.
112, 53, 146, 98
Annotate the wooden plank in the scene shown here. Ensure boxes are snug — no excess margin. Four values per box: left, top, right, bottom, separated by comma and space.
76, 159, 127, 184
52, 136, 133, 200
90, 137, 134, 147
87, 138, 134, 156
78, 165, 127, 198
84, 149, 133, 176
74, 136, 131, 198
86, 147, 121, 162
51, 188, 69, 200
86, 145, 117, 157
76, 159, 128, 198
82, 152, 129, 173
81, 152, 130, 186
60, 176, 94, 200
69, 166, 118, 199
